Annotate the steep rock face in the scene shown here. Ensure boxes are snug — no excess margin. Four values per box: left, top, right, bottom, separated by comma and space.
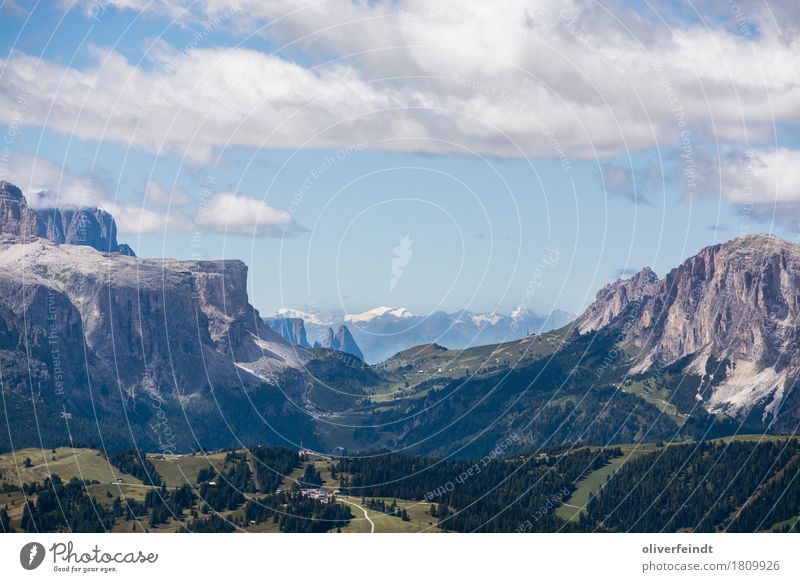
0, 182, 385, 452
320, 327, 335, 349
0, 181, 39, 237
319, 325, 364, 360
0, 181, 135, 255
34, 207, 135, 256
264, 317, 310, 348
0, 240, 302, 399
0, 274, 90, 401
0, 237, 318, 452
577, 234, 800, 426
334, 325, 364, 361
578, 267, 660, 333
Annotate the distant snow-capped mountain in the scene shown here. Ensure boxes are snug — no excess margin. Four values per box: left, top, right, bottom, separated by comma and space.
344, 306, 416, 322
275, 307, 333, 326
267, 305, 575, 363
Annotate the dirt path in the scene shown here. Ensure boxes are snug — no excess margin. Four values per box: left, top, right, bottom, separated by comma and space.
340, 497, 375, 533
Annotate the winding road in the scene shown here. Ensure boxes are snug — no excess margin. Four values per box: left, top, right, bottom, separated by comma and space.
340, 497, 375, 533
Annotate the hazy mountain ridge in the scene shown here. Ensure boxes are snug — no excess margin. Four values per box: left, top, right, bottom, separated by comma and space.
264, 316, 311, 348
318, 325, 365, 361
271, 305, 575, 363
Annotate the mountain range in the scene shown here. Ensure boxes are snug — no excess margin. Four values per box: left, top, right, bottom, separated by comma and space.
578, 234, 800, 431
0, 181, 377, 453
1, 179, 800, 458
269, 304, 575, 363
356, 232, 800, 456
264, 317, 366, 361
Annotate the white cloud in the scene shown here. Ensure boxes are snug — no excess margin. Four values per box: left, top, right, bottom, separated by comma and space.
0, 45, 400, 164
2, 154, 196, 235
3, 154, 107, 208
106, 203, 194, 235
720, 149, 800, 204
145, 180, 193, 207
66, 0, 189, 21
1, 0, 798, 171
196, 191, 298, 236
2, 154, 297, 237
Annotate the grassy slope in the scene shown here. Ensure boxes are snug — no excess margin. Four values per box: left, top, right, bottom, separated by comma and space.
1, 446, 438, 533
763, 515, 800, 533
370, 328, 570, 405
279, 455, 441, 533
618, 380, 687, 425
149, 452, 228, 488
0, 447, 144, 486
1, 489, 29, 524
555, 435, 800, 524
6, 436, 794, 533
555, 444, 658, 522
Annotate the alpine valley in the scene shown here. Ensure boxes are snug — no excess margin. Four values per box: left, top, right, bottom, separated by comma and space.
3, 179, 800, 533
2, 180, 800, 457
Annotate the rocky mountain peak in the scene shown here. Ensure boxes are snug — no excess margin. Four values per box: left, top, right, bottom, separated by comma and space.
264, 316, 311, 348
0, 180, 134, 256
578, 265, 660, 333
0, 180, 38, 239
319, 324, 365, 360
577, 234, 800, 425
0, 180, 24, 201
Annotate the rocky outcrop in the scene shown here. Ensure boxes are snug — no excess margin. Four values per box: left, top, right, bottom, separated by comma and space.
577, 234, 800, 427
34, 206, 135, 256
264, 317, 310, 348
0, 181, 39, 237
0, 235, 318, 452
578, 267, 659, 333
320, 325, 364, 360
0, 239, 302, 398
0, 180, 134, 255
0, 184, 389, 452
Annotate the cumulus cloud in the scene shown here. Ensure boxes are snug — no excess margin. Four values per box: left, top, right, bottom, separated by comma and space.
78, 0, 186, 19
724, 149, 800, 233
0, 0, 796, 165
718, 149, 800, 204
196, 192, 300, 236
106, 204, 194, 235
4, 154, 107, 208
0, 45, 401, 164
665, 147, 800, 232
2, 154, 296, 237
2, 154, 196, 235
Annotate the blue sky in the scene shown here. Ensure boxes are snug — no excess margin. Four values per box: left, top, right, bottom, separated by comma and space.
1, 0, 799, 317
